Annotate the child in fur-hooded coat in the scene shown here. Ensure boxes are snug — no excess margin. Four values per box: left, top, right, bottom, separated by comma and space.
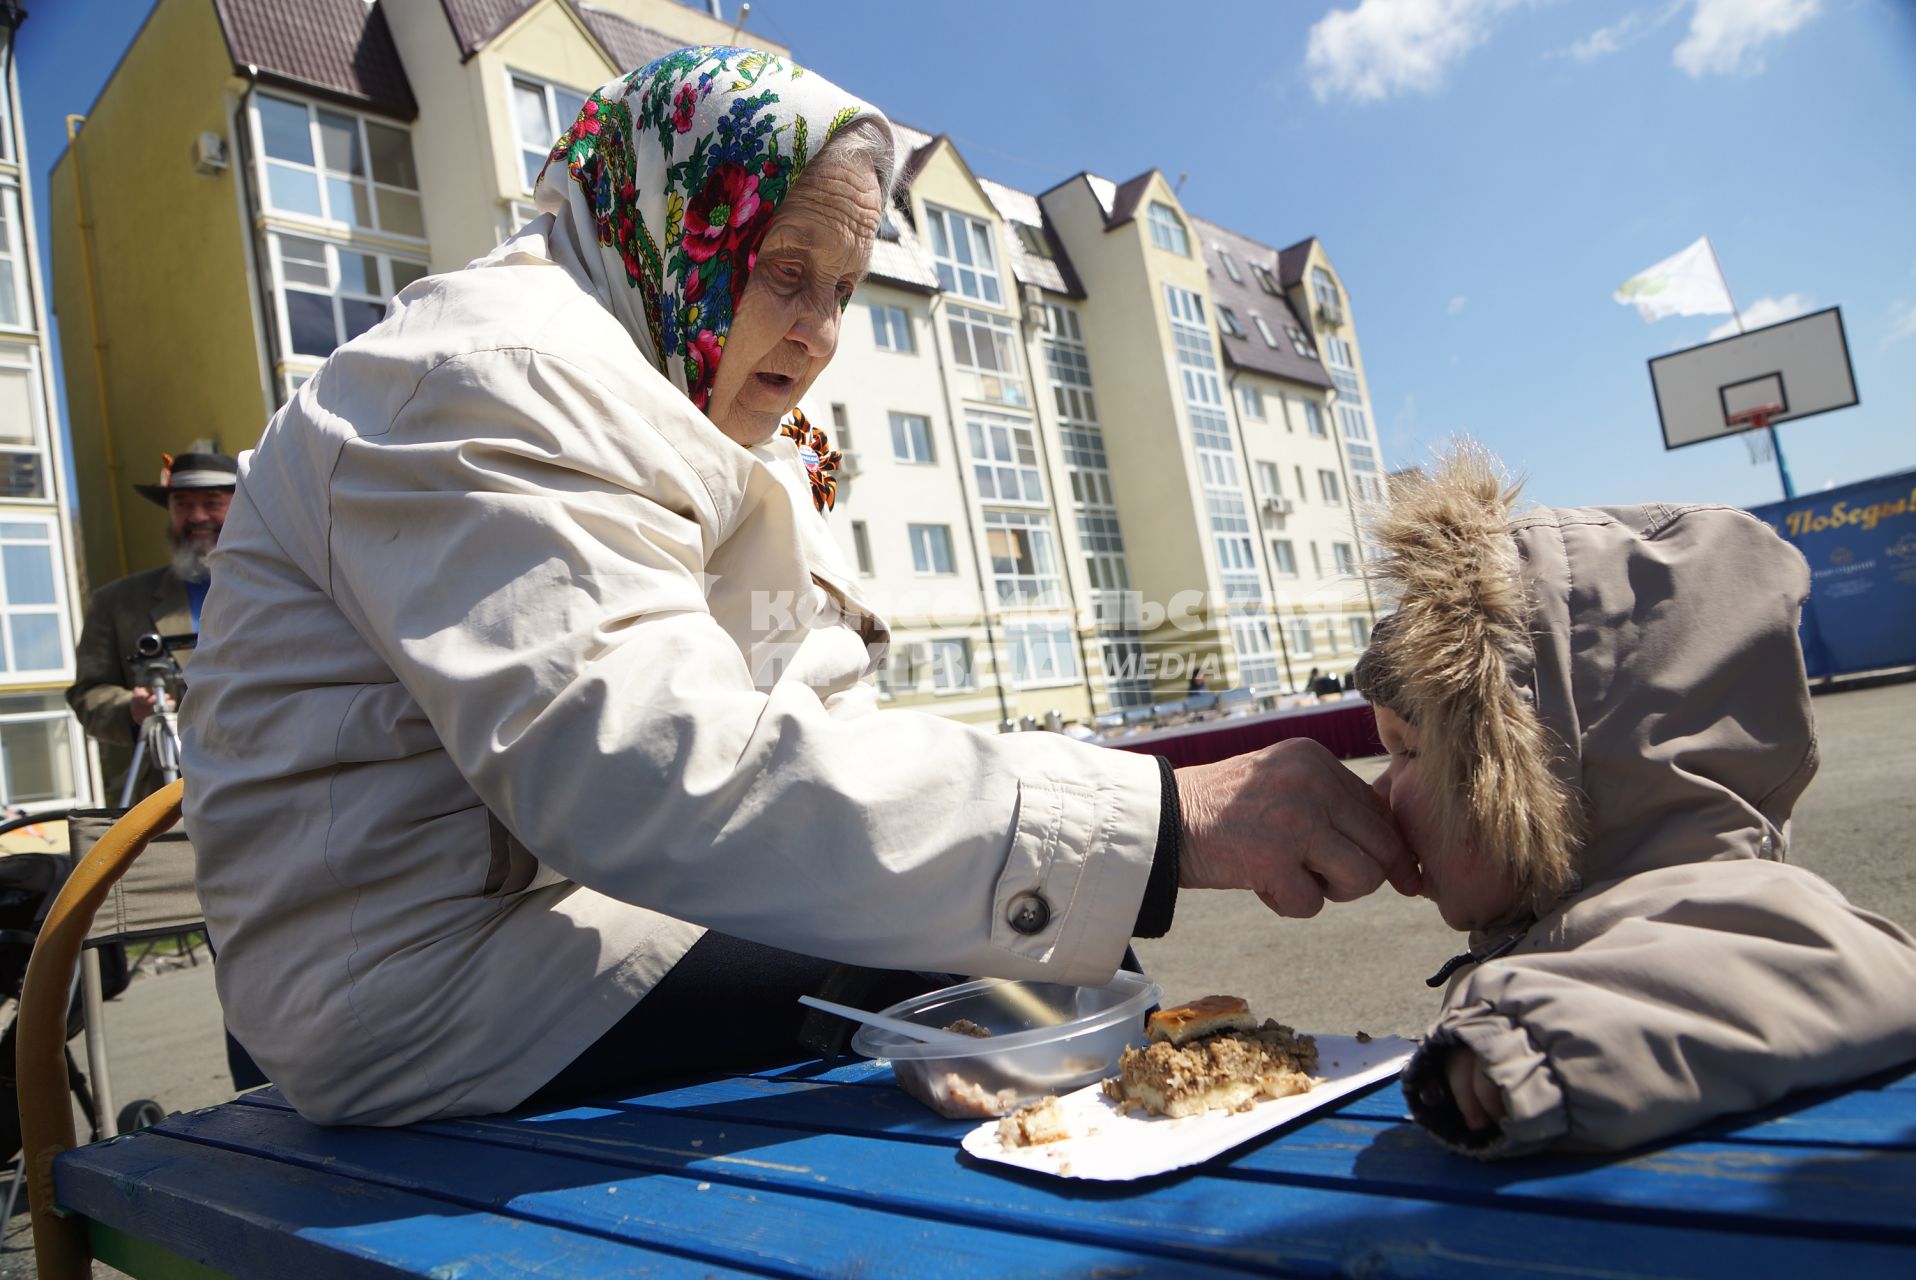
1355, 444, 1916, 1158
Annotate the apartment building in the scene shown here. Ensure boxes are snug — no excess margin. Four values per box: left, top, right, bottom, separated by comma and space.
0, 10, 92, 811
51, 0, 1387, 738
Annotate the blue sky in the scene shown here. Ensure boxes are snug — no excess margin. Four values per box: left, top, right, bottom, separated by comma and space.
20, 0, 1916, 510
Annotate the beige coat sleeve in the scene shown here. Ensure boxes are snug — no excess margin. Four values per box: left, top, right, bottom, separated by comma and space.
1405, 861, 1916, 1157
320, 348, 1161, 985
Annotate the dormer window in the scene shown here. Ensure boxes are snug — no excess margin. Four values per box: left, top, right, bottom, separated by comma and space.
1217, 248, 1243, 283
1147, 202, 1189, 256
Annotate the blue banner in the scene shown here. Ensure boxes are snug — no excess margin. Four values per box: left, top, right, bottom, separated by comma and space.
1746, 469, 1916, 679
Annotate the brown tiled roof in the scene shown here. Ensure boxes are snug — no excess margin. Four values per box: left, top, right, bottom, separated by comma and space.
978, 177, 1083, 299
1277, 237, 1317, 288
214, 0, 417, 119
1192, 215, 1332, 391
438, 0, 534, 59
569, 3, 686, 75
1105, 170, 1155, 228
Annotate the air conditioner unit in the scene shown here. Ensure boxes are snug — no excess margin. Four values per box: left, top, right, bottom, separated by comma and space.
1262, 495, 1294, 516
1316, 300, 1344, 327
835, 450, 860, 478
193, 131, 229, 176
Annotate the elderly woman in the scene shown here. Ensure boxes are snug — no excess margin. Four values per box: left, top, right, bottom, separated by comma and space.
182, 48, 1413, 1126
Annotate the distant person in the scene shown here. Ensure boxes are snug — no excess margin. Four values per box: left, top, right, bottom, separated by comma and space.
1356, 444, 1916, 1158
1302, 667, 1321, 696
67, 451, 235, 802
1185, 669, 1209, 696
1311, 670, 1343, 699
64, 449, 266, 1092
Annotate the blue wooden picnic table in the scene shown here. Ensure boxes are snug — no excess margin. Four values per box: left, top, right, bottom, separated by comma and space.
53, 1053, 1916, 1278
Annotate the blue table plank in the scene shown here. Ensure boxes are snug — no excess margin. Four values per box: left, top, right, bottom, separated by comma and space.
546, 1067, 1916, 1241
1334, 1076, 1916, 1150
230, 1082, 1916, 1277
141, 1103, 1256, 1279
55, 1127, 747, 1279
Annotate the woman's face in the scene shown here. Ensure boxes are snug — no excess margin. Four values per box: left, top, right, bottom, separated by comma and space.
705, 154, 882, 447
1372, 704, 1522, 932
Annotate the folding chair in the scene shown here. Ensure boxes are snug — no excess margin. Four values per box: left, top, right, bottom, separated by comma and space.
17, 780, 186, 1280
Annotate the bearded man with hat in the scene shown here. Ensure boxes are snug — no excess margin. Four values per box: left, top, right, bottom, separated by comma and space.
66, 450, 237, 801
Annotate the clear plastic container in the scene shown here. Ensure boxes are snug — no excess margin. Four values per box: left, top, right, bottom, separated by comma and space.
851, 973, 1161, 1119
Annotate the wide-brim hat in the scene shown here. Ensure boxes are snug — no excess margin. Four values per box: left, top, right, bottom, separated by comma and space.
133, 451, 238, 506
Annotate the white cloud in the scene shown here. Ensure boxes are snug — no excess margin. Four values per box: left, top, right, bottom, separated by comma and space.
1305, 0, 1529, 104
1448, 294, 1469, 314
1559, 1, 1686, 62
1705, 292, 1811, 340
1886, 301, 1916, 346
1674, 0, 1821, 77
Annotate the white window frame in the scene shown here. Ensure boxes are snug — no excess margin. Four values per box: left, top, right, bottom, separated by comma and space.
1270, 538, 1298, 578
1230, 618, 1282, 688
267, 232, 428, 369
1349, 615, 1373, 650
1217, 306, 1245, 338
1006, 621, 1081, 688
1287, 617, 1314, 660
1240, 384, 1266, 421
1252, 263, 1280, 295
1304, 401, 1328, 438
0, 693, 87, 810
967, 411, 1046, 506
1333, 542, 1359, 576
1251, 312, 1279, 348
1286, 325, 1319, 359
1313, 266, 1342, 312
1216, 247, 1243, 282
924, 204, 1004, 306
250, 91, 425, 241
0, 342, 50, 500
983, 509, 1065, 609
0, 515, 74, 682
850, 520, 874, 576
1319, 469, 1343, 506
869, 302, 914, 353
1338, 403, 1372, 441
1256, 461, 1282, 496
1147, 202, 1189, 256
908, 523, 955, 576
0, 184, 27, 333
929, 637, 975, 693
890, 411, 935, 465
507, 72, 589, 195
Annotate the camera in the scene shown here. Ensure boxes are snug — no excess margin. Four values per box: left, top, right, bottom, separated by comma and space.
128, 632, 197, 706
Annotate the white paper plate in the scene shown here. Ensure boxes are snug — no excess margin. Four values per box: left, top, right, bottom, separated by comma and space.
960, 1034, 1415, 1181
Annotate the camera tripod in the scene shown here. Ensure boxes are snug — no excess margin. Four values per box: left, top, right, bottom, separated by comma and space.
118, 632, 192, 808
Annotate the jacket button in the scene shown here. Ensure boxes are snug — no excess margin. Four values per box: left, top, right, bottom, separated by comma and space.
1007, 893, 1051, 935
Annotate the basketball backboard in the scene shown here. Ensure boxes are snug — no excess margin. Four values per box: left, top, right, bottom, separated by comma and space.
1647, 307, 1857, 450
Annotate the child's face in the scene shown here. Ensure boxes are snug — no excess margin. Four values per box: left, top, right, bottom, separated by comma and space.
1372, 705, 1524, 932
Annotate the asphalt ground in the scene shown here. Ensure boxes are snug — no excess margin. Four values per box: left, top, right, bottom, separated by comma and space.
6, 679, 1911, 1275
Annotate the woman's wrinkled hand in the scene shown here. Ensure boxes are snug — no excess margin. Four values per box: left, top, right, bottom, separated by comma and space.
1174, 738, 1420, 917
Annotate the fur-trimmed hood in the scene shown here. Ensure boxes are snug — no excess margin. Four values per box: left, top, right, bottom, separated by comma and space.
1362, 445, 1818, 921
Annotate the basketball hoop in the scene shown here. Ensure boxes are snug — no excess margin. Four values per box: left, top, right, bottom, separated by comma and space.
1729, 403, 1783, 464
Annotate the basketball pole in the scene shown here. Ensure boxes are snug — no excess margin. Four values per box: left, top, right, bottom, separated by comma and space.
1706, 236, 1796, 499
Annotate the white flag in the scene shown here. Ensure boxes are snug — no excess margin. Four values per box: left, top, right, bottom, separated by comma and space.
1614, 236, 1735, 322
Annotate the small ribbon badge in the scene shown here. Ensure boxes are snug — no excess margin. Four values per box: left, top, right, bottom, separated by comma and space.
779, 408, 841, 513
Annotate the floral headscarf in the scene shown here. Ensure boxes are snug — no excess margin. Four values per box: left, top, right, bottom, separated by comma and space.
535, 46, 890, 418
